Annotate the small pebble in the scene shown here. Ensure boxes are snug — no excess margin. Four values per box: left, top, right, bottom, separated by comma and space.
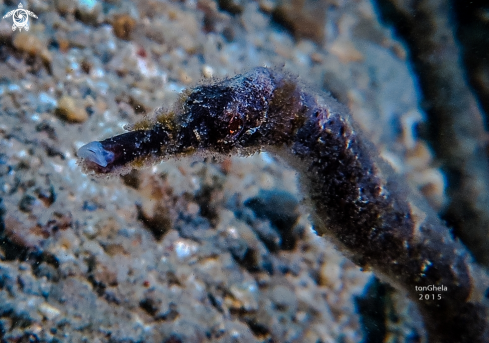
270, 285, 296, 311
113, 14, 137, 40
55, 96, 88, 123
202, 65, 214, 78
329, 40, 364, 64
319, 262, 342, 290
54, 0, 76, 14
38, 303, 61, 320
13, 32, 52, 63
76, 0, 102, 24
187, 202, 200, 216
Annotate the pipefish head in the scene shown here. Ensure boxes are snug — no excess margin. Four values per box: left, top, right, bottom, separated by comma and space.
77, 141, 115, 171
177, 67, 276, 152
77, 129, 168, 175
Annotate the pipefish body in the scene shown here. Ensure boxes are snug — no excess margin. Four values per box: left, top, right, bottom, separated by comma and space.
77, 67, 489, 343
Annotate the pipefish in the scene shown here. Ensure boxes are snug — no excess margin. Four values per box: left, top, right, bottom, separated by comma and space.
77, 67, 489, 343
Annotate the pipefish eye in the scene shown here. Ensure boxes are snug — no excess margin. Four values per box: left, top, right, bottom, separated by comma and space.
228, 114, 244, 136
218, 106, 245, 142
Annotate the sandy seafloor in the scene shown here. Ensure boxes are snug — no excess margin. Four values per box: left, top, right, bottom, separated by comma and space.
0, 0, 446, 342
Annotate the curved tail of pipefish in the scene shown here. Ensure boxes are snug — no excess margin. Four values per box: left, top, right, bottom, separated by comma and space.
78, 67, 489, 342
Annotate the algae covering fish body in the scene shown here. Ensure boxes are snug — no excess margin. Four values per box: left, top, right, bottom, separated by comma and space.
77, 67, 489, 343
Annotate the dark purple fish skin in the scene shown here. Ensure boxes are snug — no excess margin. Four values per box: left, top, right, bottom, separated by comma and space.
78, 67, 489, 343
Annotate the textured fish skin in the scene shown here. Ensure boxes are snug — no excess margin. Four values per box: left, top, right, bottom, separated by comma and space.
78, 67, 489, 342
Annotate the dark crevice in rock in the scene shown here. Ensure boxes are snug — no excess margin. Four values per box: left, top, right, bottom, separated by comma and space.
355, 277, 387, 343
136, 203, 172, 241
245, 190, 300, 251
244, 318, 270, 340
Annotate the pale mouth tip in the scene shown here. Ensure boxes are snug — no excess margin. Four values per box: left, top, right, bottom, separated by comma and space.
77, 141, 114, 167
